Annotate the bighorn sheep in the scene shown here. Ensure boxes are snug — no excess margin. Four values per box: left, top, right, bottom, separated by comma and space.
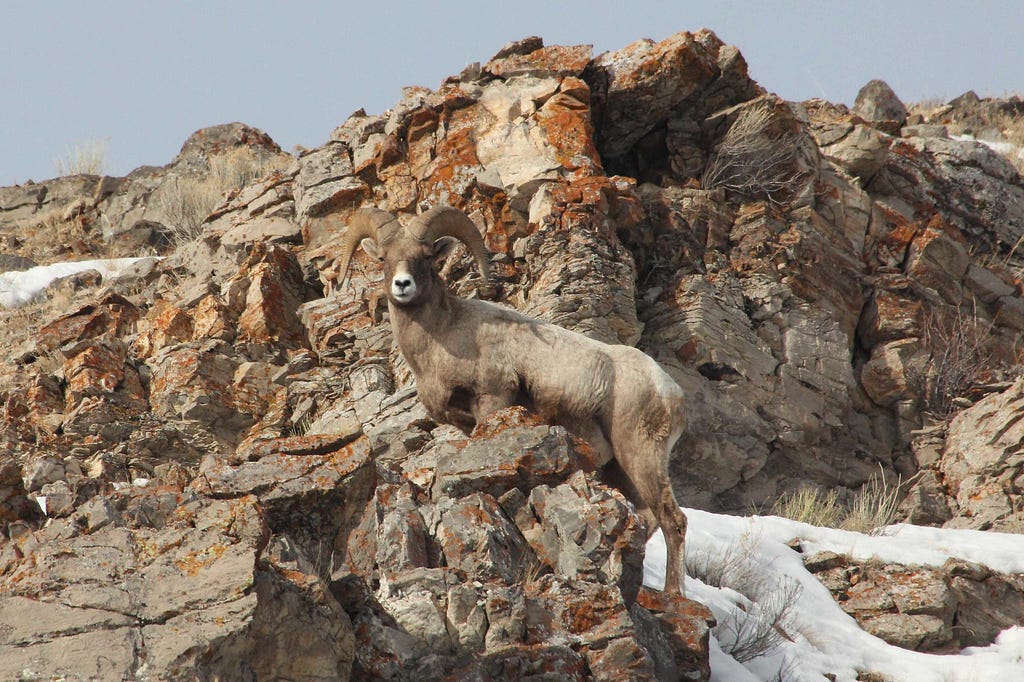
339, 206, 688, 595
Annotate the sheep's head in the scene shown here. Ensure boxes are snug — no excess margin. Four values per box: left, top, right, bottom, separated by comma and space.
338, 206, 490, 306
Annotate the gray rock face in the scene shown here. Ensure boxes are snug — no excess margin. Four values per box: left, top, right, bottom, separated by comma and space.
870, 134, 1024, 253
807, 101, 893, 182
0, 496, 356, 681
935, 378, 1024, 532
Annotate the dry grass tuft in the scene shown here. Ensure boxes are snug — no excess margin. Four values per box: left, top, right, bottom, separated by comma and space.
841, 473, 905, 534
770, 468, 908, 534
157, 147, 290, 246
770, 487, 843, 529
55, 138, 108, 176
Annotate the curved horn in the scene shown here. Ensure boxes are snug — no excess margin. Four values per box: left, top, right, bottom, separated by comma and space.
407, 206, 490, 283
337, 208, 398, 284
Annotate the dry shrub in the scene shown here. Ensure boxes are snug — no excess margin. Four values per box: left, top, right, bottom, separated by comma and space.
1000, 114, 1024, 175
687, 531, 762, 589
687, 532, 802, 663
716, 576, 802, 663
157, 147, 290, 245
701, 104, 805, 205
55, 138, 108, 176
914, 302, 994, 418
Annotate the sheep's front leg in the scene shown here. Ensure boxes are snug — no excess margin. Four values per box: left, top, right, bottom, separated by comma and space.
417, 383, 476, 433
472, 393, 515, 425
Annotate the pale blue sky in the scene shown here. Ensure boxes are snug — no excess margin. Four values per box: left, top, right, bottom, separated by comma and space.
3, 1, 1021, 185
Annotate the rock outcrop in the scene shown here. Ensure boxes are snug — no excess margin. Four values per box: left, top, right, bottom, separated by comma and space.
806, 550, 1024, 653
2, 31, 1024, 679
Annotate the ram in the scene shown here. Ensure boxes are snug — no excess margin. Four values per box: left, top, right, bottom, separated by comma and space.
338, 205, 688, 595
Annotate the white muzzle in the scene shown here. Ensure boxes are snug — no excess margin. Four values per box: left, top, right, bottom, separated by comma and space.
391, 266, 417, 303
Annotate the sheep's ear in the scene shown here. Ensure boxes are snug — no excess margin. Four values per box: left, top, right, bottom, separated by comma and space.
433, 236, 458, 260
360, 237, 383, 261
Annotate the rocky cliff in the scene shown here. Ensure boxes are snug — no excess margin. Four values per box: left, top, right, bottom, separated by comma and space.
1, 30, 1023, 680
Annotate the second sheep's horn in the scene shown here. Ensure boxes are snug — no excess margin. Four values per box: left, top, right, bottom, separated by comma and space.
337, 208, 399, 284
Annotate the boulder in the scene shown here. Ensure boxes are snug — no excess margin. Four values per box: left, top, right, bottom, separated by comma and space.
853, 79, 908, 131
335, 407, 712, 679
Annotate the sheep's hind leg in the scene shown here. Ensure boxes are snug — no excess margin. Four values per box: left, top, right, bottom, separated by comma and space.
568, 419, 615, 472
605, 444, 687, 596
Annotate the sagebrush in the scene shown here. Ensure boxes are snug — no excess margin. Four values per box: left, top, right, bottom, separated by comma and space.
702, 104, 805, 204
914, 301, 994, 418
687, 532, 802, 663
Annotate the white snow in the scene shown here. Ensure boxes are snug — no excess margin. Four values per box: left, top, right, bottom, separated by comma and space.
952, 133, 1024, 164
644, 509, 1024, 681
0, 257, 160, 307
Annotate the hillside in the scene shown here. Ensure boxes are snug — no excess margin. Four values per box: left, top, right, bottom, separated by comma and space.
1, 30, 1023, 681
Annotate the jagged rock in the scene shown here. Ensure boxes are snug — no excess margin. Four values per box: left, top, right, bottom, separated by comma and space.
21, 455, 66, 493
36, 480, 75, 517
939, 377, 1024, 531
920, 91, 1024, 140
437, 491, 535, 584
295, 141, 366, 221
860, 338, 922, 408
334, 407, 711, 679
430, 407, 588, 499
519, 177, 643, 345
148, 341, 251, 434
0, 253, 38, 272
584, 29, 761, 179
870, 134, 1024, 254
197, 432, 374, 569
35, 293, 141, 354
0, 456, 38, 527
173, 122, 283, 171
806, 102, 893, 181
231, 241, 310, 351
515, 470, 648, 600
0, 175, 105, 227
484, 40, 593, 79
900, 469, 953, 525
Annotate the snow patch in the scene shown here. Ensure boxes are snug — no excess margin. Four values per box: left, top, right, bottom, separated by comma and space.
0, 257, 160, 307
644, 508, 1024, 681
953, 133, 1024, 162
